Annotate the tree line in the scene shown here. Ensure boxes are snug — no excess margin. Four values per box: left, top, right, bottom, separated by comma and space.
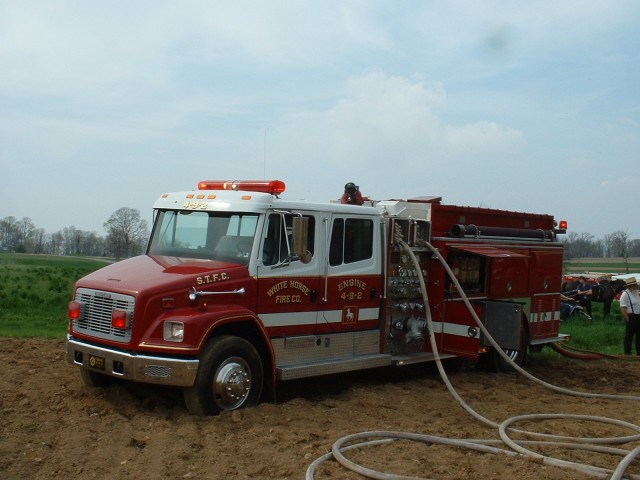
1, 209, 639, 266
0, 207, 149, 260
562, 231, 640, 273
563, 231, 640, 259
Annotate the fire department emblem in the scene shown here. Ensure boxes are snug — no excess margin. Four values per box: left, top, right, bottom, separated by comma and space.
342, 306, 358, 323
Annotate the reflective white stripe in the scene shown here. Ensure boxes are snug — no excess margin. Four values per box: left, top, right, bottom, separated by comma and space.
260, 311, 317, 327
260, 308, 379, 328
529, 310, 560, 322
431, 321, 479, 339
261, 312, 481, 339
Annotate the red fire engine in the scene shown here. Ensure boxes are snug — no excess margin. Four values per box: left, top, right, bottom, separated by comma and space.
66, 180, 567, 415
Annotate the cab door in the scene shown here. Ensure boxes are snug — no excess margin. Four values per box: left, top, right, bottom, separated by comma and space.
323, 214, 383, 333
256, 211, 323, 336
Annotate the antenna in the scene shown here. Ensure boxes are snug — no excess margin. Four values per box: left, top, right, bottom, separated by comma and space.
263, 125, 271, 179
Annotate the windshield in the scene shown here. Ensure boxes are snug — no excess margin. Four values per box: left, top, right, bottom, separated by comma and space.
147, 210, 259, 264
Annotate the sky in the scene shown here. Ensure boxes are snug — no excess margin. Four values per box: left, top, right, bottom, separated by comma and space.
1, 1, 638, 240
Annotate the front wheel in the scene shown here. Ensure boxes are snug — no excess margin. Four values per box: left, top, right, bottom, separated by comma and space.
79, 368, 116, 387
184, 335, 263, 416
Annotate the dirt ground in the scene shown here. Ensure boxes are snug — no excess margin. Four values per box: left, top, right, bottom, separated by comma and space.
1, 339, 639, 480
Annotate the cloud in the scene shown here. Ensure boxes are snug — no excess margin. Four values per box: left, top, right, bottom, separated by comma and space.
444, 121, 524, 156
262, 70, 526, 203
276, 70, 522, 164
600, 177, 634, 188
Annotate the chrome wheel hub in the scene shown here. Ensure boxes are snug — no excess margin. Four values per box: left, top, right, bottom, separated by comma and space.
213, 357, 251, 410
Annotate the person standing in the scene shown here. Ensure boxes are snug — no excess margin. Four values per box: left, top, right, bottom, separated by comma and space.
575, 276, 593, 317
620, 277, 640, 356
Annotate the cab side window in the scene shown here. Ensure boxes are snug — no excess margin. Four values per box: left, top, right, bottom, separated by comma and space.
330, 218, 373, 266
263, 213, 315, 266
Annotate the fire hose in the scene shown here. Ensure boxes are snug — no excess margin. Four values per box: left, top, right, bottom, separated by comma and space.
550, 341, 640, 361
306, 237, 640, 480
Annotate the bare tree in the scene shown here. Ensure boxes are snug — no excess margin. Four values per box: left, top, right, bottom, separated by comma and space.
33, 228, 46, 254
563, 232, 601, 258
61, 226, 80, 256
80, 231, 105, 257
104, 208, 149, 259
16, 217, 36, 252
0, 216, 19, 252
604, 230, 631, 272
47, 231, 64, 255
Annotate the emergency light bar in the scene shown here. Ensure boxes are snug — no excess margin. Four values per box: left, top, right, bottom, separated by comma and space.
197, 180, 286, 195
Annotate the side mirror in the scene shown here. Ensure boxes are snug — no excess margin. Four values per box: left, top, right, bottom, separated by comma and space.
292, 216, 311, 263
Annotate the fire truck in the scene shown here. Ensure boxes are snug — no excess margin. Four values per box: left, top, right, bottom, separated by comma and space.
66, 180, 567, 415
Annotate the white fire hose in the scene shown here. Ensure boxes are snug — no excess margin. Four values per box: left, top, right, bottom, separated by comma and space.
306, 238, 640, 480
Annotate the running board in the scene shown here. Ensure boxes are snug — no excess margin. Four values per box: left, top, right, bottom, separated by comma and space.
276, 351, 454, 381
391, 352, 456, 366
277, 354, 393, 381
530, 334, 569, 346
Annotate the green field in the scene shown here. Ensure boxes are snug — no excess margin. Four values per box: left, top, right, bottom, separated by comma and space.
564, 257, 640, 274
0, 253, 632, 357
0, 253, 106, 338
548, 302, 627, 357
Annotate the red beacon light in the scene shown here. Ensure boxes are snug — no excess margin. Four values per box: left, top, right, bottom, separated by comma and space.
198, 180, 286, 195
555, 220, 568, 234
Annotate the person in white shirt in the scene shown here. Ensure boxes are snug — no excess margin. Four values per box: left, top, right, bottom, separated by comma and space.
620, 277, 640, 355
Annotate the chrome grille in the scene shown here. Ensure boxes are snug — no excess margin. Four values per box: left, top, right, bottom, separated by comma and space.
73, 288, 135, 342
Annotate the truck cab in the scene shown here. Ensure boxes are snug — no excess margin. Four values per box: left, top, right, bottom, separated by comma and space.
67, 180, 389, 415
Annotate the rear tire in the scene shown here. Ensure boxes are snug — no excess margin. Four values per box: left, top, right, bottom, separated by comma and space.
491, 343, 527, 372
481, 319, 528, 373
184, 335, 263, 416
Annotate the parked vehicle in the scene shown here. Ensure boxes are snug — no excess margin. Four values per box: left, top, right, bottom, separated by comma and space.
66, 180, 568, 415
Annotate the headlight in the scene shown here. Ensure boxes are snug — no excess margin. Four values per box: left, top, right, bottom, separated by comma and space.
163, 321, 185, 342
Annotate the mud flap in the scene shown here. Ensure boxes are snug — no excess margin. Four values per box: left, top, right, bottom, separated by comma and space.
481, 301, 523, 351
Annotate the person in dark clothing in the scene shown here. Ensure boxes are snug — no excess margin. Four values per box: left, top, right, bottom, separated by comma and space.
575, 276, 593, 317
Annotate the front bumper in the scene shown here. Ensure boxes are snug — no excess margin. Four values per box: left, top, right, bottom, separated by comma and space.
66, 335, 199, 387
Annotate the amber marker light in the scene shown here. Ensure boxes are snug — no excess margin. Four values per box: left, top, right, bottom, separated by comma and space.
162, 297, 176, 309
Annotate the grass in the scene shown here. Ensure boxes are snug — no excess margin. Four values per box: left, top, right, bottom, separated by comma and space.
553, 258, 636, 360
545, 302, 627, 357
564, 257, 640, 274
0, 253, 106, 338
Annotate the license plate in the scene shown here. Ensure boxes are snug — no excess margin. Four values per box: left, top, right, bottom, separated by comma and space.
88, 354, 105, 370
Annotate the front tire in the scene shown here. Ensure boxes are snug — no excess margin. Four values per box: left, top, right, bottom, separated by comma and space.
184, 335, 263, 416
79, 368, 115, 387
